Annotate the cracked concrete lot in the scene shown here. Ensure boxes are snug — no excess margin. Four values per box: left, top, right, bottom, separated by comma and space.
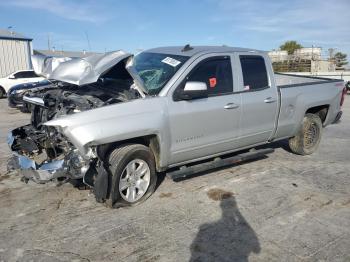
0, 97, 349, 262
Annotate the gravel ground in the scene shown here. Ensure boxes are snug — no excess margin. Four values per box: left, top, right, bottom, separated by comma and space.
0, 97, 349, 262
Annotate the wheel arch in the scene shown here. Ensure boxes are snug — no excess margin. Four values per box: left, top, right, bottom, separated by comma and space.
96, 134, 164, 172
305, 104, 329, 124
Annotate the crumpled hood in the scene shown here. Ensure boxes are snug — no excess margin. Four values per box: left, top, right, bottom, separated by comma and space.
32, 55, 72, 79
32, 50, 132, 86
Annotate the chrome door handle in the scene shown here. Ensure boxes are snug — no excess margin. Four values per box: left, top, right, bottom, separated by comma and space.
264, 97, 276, 103
224, 103, 239, 109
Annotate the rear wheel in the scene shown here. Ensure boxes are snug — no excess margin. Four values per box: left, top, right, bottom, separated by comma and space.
289, 113, 323, 155
106, 144, 157, 208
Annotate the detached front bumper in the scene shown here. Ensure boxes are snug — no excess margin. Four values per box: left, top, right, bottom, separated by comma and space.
7, 154, 66, 183
7, 128, 89, 184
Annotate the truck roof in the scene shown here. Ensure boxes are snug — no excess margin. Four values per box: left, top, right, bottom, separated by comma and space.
146, 46, 265, 57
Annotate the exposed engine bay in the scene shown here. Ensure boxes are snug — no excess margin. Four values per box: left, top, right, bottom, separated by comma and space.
26, 55, 142, 127
28, 78, 139, 128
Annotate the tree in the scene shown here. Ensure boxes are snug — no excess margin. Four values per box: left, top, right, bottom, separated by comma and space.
280, 41, 303, 55
334, 52, 348, 68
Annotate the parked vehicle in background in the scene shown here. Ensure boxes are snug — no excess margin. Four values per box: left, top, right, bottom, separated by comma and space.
0, 70, 44, 98
8, 80, 52, 112
8, 46, 346, 208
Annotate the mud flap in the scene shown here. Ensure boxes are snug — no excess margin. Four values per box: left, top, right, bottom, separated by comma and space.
93, 162, 109, 203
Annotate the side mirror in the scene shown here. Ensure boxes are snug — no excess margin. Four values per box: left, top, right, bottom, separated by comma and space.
176, 81, 208, 101
9, 75, 15, 79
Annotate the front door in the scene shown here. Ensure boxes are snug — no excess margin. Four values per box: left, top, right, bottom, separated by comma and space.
167, 55, 242, 165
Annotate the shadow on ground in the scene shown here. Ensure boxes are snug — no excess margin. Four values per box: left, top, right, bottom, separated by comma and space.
189, 194, 260, 262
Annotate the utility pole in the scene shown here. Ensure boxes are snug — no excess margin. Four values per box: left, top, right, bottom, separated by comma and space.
328, 48, 336, 71
328, 48, 334, 60
47, 33, 51, 50
84, 31, 91, 51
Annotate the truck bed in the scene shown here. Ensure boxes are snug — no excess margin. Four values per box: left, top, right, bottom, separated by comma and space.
273, 73, 344, 142
275, 73, 342, 88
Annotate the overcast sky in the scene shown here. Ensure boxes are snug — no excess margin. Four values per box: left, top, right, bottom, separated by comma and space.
1, 0, 349, 58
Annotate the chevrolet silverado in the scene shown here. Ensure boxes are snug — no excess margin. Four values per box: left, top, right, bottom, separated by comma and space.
7, 46, 346, 207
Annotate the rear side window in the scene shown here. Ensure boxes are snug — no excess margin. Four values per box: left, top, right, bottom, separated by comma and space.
187, 57, 233, 96
240, 56, 268, 91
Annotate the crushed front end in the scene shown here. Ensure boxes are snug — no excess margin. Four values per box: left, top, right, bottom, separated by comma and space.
6, 50, 139, 185
7, 124, 91, 184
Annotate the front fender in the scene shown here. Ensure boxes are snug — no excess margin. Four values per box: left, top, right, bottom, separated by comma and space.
44, 97, 169, 163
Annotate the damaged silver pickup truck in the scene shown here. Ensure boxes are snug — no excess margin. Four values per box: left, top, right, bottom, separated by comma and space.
8, 46, 346, 207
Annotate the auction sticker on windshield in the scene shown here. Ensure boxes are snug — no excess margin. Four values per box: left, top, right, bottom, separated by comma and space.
161, 57, 181, 67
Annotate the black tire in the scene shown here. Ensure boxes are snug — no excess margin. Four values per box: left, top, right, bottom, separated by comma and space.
19, 103, 30, 113
289, 113, 323, 155
105, 144, 157, 208
0, 87, 5, 99
69, 178, 88, 189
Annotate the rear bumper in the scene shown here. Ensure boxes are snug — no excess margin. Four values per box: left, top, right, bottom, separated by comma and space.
332, 111, 343, 124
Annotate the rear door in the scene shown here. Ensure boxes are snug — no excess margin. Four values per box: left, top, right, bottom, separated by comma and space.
167, 54, 242, 165
235, 53, 279, 147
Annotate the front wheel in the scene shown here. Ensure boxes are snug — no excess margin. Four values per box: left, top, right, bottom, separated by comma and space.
289, 113, 323, 155
105, 144, 157, 208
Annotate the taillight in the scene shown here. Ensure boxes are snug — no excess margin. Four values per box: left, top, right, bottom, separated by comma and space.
340, 87, 346, 107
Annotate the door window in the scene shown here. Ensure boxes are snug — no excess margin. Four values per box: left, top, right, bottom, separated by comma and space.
240, 56, 268, 91
186, 57, 233, 96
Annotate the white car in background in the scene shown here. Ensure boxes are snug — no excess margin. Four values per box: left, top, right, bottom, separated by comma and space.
0, 70, 44, 98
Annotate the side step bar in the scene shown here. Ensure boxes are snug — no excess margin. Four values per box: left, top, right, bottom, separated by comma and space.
166, 148, 274, 181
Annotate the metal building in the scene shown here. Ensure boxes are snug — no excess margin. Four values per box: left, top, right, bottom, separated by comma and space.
0, 29, 33, 78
